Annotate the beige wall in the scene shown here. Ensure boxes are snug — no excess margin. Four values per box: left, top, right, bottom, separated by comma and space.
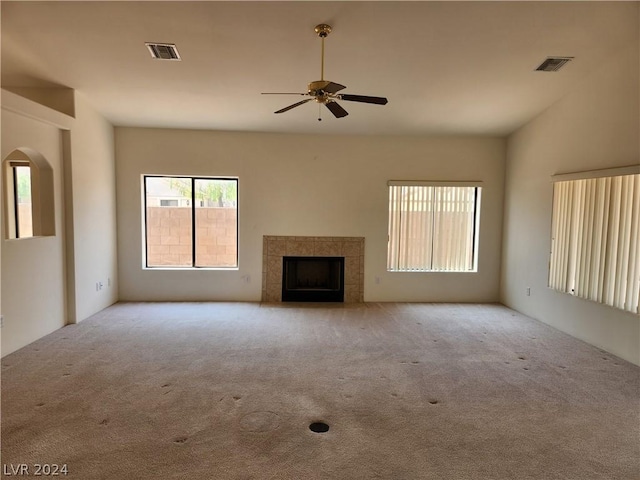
1, 90, 118, 357
67, 94, 118, 322
1, 105, 67, 356
502, 39, 640, 365
116, 129, 505, 302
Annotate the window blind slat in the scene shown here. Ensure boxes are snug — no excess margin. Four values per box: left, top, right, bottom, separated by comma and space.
615, 176, 631, 309
418, 186, 426, 270
387, 186, 398, 270
627, 175, 640, 312
550, 182, 564, 291
562, 182, 574, 291
584, 179, 596, 298
558, 182, 571, 290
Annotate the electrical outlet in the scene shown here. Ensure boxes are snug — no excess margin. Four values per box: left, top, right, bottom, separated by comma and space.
375, 276, 381, 285
0, 315, 4, 329
241, 275, 251, 284
526, 287, 531, 296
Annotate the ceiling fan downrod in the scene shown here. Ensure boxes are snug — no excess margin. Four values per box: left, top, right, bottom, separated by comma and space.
314, 24, 332, 81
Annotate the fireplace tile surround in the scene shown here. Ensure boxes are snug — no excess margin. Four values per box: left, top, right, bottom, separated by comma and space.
262, 236, 365, 303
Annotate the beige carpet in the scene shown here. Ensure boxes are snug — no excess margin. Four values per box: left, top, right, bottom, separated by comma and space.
1, 302, 638, 479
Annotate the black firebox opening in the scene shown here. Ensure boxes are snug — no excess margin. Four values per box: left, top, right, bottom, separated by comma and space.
282, 256, 345, 302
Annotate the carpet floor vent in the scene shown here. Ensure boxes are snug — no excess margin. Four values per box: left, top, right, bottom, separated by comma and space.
309, 422, 330, 433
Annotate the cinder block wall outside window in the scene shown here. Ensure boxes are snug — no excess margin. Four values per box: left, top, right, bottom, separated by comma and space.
146, 207, 237, 266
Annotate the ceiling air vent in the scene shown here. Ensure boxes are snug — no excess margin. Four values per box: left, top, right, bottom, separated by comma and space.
535, 57, 573, 72
145, 43, 181, 61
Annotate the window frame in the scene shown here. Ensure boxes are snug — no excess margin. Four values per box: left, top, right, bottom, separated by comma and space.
387, 180, 482, 273
142, 174, 239, 270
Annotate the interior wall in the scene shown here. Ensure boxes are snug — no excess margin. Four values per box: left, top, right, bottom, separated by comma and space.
502, 39, 640, 365
3, 87, 75, 118
1, 90, 118, 356
0, 91, 3, 348
67, 93, 118, 322
115, 129, 505, 303
1, 107, 66, 356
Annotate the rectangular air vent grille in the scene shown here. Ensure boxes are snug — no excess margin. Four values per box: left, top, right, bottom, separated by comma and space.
535, 57, 573, 72
145, 43, 181, 61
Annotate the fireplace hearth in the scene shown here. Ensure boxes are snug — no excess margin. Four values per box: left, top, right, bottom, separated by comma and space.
282, 256, 344, 302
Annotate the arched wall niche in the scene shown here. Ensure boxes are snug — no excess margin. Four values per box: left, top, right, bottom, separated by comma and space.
2, 147, 55, 239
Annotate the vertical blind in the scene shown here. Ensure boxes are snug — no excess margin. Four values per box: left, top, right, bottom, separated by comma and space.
388, 183, 480, 272
549, 173, 639, 313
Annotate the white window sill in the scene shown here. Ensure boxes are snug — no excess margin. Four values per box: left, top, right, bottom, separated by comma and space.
387, 270, 479, 273
143, 267, 239, 271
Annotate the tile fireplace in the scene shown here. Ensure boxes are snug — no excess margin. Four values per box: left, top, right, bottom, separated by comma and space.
262, 236, 364, 303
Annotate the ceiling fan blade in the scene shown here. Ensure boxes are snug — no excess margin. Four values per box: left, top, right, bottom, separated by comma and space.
340, 94, 388, 105
324, 82, 347, 94
274, 98, 314, 114
325, 101, 348, 118
262, 92, 307, 96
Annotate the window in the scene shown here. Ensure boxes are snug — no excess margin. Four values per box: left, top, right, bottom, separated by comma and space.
143, 175, 238, 268
549, 168, 639, 314
387, 181, 481, 272
2, 149, 55, 240
8, 161, 34, 238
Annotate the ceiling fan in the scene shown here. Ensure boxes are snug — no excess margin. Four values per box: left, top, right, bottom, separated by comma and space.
262, 24, 388, 120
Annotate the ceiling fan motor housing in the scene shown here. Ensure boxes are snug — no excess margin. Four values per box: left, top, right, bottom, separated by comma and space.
308, 80, 330, 100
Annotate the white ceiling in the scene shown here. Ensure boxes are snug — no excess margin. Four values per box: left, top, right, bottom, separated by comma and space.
2, 1, 638, 136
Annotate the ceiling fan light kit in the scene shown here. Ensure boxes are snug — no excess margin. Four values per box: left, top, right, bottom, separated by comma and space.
262, 24, 388, 120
